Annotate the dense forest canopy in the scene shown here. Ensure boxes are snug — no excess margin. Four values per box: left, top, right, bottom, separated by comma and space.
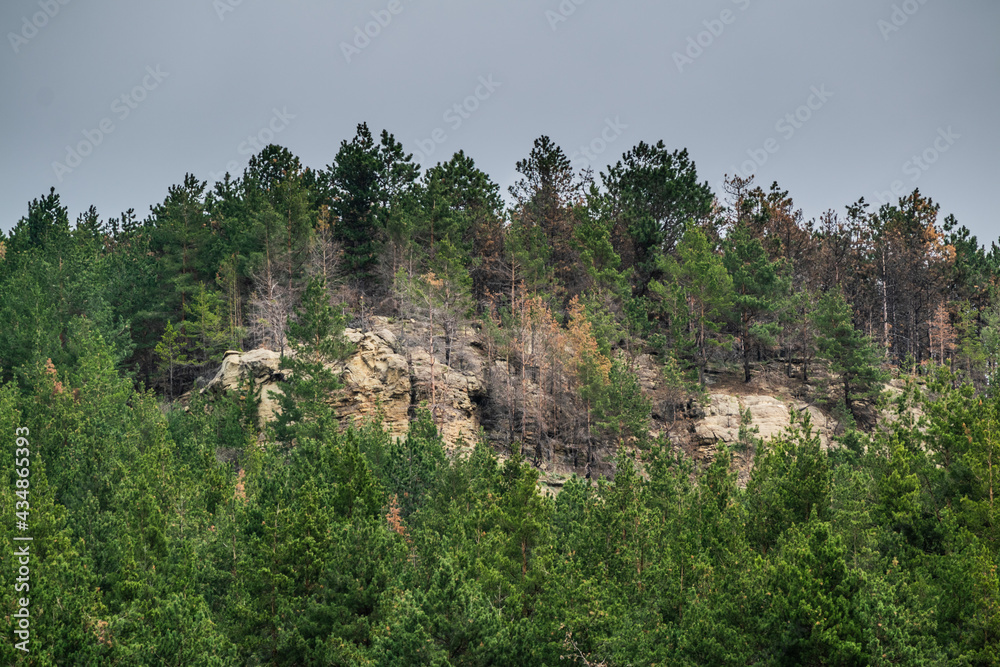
2, 126, 1000, 664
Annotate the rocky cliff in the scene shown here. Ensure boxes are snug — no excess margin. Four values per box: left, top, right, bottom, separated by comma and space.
200, 317, 486, 452
201, 316, 850, 487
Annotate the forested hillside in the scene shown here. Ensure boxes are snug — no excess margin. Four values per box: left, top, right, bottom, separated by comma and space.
2, 125, 1000, 664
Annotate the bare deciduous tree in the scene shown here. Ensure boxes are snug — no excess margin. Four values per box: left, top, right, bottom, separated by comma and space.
307, 205, 343, 285
248, 267, 292, 354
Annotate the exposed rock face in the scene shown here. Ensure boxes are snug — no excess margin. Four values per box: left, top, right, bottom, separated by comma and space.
686, 392, 839, 454
331, 322, 485, 448
332, 324, 484, 447
743, 395, 794, 443
201, 320, 485, 451
333, 328, 411, 438
672, 391, 841, 484
692, 394, 743, 448
201, 348, 285, 423
198, 323, 848, 486
408, 347, 484, 450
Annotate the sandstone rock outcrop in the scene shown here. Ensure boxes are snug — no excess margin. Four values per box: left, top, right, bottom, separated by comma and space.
198, 322, 850, 487
683, 392, 840, 455
691, 393, 742, 447
331, 322, 484, 448
665, 391, 841, 485
331, 322, 487, 448
201, 348, 285, 423
408, 347, 483, 450
200, 319, 486, 451
332, 328, 411, 438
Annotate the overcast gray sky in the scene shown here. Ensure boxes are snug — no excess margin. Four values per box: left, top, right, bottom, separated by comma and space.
2, 0, 997, 246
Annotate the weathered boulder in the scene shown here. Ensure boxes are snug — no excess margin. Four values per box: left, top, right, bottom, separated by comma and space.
201, 349, 285, 423
208, 349, 282, 386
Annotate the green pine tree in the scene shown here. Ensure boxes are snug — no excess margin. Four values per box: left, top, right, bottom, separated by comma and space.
653, 225, 734, 387
723, 223, 790, 383
272, 276, 354, 443
813, 290, 888, 426
154, 321, 189, 400
328, 123, 419, 283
